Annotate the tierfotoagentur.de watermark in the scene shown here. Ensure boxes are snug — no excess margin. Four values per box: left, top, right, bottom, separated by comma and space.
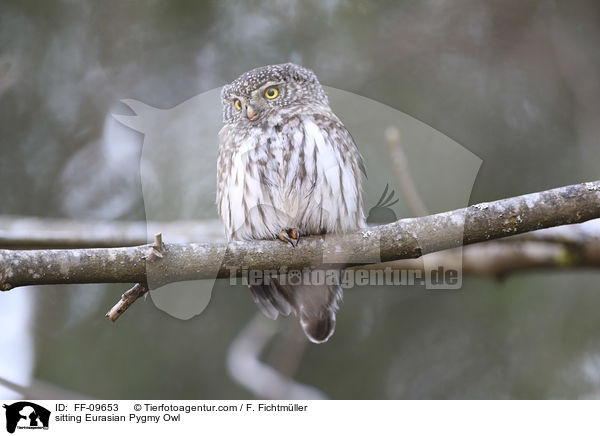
228, 266, 460, 289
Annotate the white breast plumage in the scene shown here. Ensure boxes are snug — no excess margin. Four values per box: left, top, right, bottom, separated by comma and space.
217, 111, 364, 242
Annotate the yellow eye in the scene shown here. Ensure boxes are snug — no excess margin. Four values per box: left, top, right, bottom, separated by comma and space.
264, 87, 278, 99
234, 99, 242, 111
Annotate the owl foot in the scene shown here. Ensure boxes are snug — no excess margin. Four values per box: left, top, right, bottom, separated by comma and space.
278, 228, 300, 247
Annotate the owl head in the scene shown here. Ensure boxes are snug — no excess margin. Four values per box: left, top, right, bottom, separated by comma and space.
221, 63, 329, 124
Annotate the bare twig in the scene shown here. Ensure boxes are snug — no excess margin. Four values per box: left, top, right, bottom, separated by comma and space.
153, 232, 164, 252
105, 283, 149, 321
385, 126, 429, 217
104, 232, 165, 320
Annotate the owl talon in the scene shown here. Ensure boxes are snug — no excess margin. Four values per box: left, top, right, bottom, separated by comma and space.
278, 228, 301, 247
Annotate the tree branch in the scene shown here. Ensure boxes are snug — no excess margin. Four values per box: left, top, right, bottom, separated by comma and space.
0, 376, 94, 400
385, 126, 429, 216
226, 314, 327, 399
0, 216, 224, 248
0, 181, 599, 293
373, 237, 600, 280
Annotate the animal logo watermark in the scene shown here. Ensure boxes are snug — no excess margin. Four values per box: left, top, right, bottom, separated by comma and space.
110, 85, 481, 319
3, 402, 50, 433
366, 183, 399, 225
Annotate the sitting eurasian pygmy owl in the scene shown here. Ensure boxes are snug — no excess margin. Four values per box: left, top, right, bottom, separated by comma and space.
217, 63, 365, 343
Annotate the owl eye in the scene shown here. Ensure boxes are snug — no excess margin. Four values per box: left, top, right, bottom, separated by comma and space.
264, 87, 279, 99
234, 99, 242, 111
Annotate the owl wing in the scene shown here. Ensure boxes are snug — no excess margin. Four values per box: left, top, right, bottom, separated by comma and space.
295, 114, 365, 233
216, 126, 232, 235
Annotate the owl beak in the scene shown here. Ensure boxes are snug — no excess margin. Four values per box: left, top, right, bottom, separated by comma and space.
246, 105, 258, 120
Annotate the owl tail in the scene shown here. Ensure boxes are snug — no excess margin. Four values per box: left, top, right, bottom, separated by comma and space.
249, 279, 342, 344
